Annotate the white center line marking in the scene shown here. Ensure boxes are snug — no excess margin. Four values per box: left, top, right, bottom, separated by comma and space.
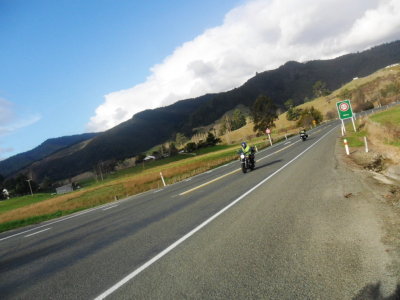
24, 228, 51, 238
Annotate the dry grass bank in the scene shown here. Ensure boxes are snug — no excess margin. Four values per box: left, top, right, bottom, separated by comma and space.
0, 148, 239, 226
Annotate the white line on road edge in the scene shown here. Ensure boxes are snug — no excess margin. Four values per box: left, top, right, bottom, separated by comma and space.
102, 205, 119, 211
24, 227, 51, 238
94, 125, 338, 300
0, 202, 117, 242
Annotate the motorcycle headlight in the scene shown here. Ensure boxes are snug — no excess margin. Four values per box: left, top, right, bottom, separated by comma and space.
240, 154, 245, 159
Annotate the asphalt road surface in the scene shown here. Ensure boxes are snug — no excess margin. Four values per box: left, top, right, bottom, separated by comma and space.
0, 119, 398, 299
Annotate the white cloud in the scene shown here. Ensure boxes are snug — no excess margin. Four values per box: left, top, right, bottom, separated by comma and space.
87, 0, 400, 132
0, 146, 14, 161
0, 98, 41, 136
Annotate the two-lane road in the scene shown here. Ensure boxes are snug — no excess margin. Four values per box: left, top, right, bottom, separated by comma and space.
1, 121, 395, 299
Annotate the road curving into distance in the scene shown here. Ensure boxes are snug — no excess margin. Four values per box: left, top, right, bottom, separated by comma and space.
0, 113, 398, 299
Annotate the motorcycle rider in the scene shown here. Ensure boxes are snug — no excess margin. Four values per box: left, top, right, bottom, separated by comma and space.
241, 142, 255, 163
299, 128, 308, 138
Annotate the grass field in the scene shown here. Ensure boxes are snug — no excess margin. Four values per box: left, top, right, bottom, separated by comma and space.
370, 106, 400, 126
0, 193, 55, 214
342, 105, 400, 148
343, 129, 367, 147
0, 142, 257, 232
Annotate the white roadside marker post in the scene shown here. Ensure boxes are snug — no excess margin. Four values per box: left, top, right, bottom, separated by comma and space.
343, 139, 350, 155
364, 136, 369, 153
351, 116, 357, 132
160, 172, 166, 187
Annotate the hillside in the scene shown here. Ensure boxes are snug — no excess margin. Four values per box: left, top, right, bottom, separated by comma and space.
5, 40, 400, 182
0, 133, 98, 177
235, 63, 400, 138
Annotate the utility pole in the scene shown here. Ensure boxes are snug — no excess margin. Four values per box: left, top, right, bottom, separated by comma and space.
26, 179, 33, 196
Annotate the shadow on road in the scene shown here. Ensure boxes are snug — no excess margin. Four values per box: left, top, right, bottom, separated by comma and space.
253, 159, 282, 171
353, 282, 400, 300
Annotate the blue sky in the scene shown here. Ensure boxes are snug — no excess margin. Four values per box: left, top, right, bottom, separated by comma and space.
0, 0, 243, 159
1, 0, 399, 161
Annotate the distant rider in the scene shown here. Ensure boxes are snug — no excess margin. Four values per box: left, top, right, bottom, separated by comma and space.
299, 129, 308, 138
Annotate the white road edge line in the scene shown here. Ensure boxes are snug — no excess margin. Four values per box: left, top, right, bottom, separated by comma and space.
103, 205, 119, 211
94, 125, 338, 300
0, 202, 117, 242
24, 227, 51, 238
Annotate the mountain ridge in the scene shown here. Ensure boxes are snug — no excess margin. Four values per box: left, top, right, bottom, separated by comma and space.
0, 132, 99, 177
3, 40, 400, 182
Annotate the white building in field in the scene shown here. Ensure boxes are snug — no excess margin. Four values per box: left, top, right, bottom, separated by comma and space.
56, 183, 73, 195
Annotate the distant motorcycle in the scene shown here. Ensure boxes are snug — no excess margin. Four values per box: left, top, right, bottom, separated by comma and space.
239, 147, 255, 173
300, 131, 308, 141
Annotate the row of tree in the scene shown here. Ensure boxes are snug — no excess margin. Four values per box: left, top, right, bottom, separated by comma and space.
250, 81, 327, 134
0, 173, 39, 199
219, 109, 247, 135
284, 99, 323, 127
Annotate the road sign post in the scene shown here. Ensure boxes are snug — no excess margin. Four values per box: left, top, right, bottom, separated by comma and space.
266, 128, 272, 146
336, 100, 356, 132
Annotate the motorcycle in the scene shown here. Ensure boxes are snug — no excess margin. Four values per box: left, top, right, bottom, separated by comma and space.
239, 147, 255, 173
300, 131, 308, 141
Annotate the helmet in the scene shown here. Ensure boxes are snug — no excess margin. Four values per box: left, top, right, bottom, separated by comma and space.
241, 142, 247, 148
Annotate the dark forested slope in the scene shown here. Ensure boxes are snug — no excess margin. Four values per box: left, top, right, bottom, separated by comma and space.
5, 40, 400, 181
0, 133, 98, 177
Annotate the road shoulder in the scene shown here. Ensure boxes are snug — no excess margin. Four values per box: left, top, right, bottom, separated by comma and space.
335, 138, 400, 297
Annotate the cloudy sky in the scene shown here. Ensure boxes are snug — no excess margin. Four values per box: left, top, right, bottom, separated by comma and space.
1, 0, 399, 160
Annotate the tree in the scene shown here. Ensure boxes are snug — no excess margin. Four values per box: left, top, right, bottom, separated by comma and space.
175, 133, 188, 147
325, 110, 337, 120
284, 99, 294, 110
4, 178, 16, 191
135, 153, 146, 163
184, 142, 197, 153
40, 176, 53, 192
352, 89, 370, 112
206, 132, 221, 146
168, 142, 178, 156
231, 109, 246, 130
219, 122, 227, 136
297, 107, 323, 128
12, 173, 38, 195
286, 107, 303, 121
313, 81, 330, 97
251, 95, 278, 134
219, 115, 232, 135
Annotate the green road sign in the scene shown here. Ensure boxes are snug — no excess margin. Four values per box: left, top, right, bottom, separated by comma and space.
336, 100, 353, 119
